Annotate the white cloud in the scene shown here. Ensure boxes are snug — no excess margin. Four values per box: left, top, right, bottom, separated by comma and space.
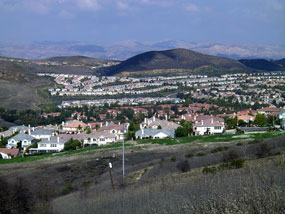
76, 0, 100, 11
185, 3, 199, 12
59, 9, 75, 19
117, 1, 129, 10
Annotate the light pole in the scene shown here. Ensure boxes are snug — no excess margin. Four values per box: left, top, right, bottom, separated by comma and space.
122, 125, 125, 179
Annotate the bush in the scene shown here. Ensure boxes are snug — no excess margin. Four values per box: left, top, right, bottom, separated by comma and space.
176, 160, 191, 172
211, 146, 228, 153
249, 139, 262, 144
223, 149, 240, 162
256, 143, 272, 158
196, 152, 206, 157
185, 152, 194, 158
170, 156, 176, 162
64, 138, 82, 151
218, 158, 245, 170
62, 182, 73, 195
202, 166, 217, 174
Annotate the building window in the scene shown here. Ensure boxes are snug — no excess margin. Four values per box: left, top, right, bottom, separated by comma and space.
100, 138, 105, 141
40, 144, 46, 147
50, 144, 57, 147
214, 126, 221, 130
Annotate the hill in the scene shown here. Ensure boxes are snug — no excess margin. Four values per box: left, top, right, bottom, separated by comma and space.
39, 55, 118, 65
0, 58, 52, 110
105, 48, 248, 76
239, 58, 285, 71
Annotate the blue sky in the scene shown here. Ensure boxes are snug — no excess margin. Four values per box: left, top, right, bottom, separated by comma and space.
0, 0, 284, 45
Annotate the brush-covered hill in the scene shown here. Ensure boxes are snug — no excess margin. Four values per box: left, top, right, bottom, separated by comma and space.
105, 48, 248, 76
239, 58, 285, 71
0, 58, 52, 110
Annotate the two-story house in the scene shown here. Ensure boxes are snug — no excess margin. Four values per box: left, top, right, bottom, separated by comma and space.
193, 115, 225, 136
7, 133, 35, 150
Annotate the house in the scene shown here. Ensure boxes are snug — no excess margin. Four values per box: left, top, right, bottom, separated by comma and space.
193, 115, 225, 136
257, 107, 283, 116
0, 129, 13, 138
97, 122, 129, 141
30, 136, 67, 153
9, 125, 29, 134
135, 128, 175, 139
140, 116, 180, 130
278, 110, 285, 130
30, 128, 53, 140
83, 131, 117, 146
7, 133, 35, 150
62, 120, 89, 133
0, 148, 19, 159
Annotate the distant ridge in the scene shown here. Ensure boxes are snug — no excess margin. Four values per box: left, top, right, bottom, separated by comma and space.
105, 48, 248, 76
239, 58, 285, 71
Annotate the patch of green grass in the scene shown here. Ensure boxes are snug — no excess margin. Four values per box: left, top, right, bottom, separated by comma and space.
0, 142, 131, 165
137, 131, 285, 146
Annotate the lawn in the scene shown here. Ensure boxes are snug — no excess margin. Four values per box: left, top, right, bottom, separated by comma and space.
137, 131, 285, 145
0, 142, 131, 164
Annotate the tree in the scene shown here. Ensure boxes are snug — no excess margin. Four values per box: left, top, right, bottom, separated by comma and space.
175, 127, 188, 137
254, 114, 267, 127
157, 125, 162, 129
64, 138, 81, 151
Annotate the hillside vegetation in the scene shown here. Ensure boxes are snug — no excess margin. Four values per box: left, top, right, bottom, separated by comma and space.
105, 48, 248, 76
239, 58, 285, 71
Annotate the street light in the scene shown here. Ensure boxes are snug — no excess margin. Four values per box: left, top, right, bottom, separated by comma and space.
122, 125, 125, 179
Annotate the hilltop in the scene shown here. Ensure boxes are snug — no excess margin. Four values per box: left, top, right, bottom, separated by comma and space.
239, 58, 285, 71
105, 48, 248, 76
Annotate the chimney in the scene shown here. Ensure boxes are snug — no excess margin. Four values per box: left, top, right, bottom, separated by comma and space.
144, 118, 147, 123
119, 121, 121, 125
100, 123, 103, 128
48, 136, 51, 141
57, 137, 59, 143
28, 124, 30, 128
165, 114, 168, 121
142, 128, 144, 136
32, 127, 35, 131
28, 129, 31, 135
153, 116, 156, 122
182, 115, 185, 120
201, 120, 204, 125
106, 121, 108, 126
211, 118, 214, 124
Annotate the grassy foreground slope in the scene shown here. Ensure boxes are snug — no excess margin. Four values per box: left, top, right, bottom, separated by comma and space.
0, 133, 284, 213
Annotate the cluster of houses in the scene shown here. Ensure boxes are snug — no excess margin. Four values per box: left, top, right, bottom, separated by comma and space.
1, 105, 285, 159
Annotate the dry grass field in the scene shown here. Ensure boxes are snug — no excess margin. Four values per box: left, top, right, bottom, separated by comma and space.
0, 135, 285, 214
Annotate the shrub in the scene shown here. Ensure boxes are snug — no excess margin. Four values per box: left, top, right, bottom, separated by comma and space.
223, 149, 240, 162
170, 156, 176, 162
249, 139, 262, 144
196, 152, 206, 157
230, 158, 245, 169
218, 158, 245, 170
202, 166, 217, 174
64, 138, 82, 151
185, 152, 194, 158
176, 160, 191, 172
256, 143, 272, 158
211, 146, 228, 153
62, 182, 73, 195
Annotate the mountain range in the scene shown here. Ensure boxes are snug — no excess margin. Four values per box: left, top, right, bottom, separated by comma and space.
0, 40, 284, 60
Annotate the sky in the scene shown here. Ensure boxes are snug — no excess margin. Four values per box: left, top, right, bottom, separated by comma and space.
0, 0, 284, 45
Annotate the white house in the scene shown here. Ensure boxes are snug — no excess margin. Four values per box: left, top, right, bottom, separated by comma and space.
30, 128, 53, 140
9, 125, 29, 134
30, 136, 67, 153
83, 131, 117, 146
193, 115, 225, 136
97, 122, 128, 141
7, 133, 35, 150
62, 120, 89, 133
135, 128, 175, 139
278, 110, 285, 129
